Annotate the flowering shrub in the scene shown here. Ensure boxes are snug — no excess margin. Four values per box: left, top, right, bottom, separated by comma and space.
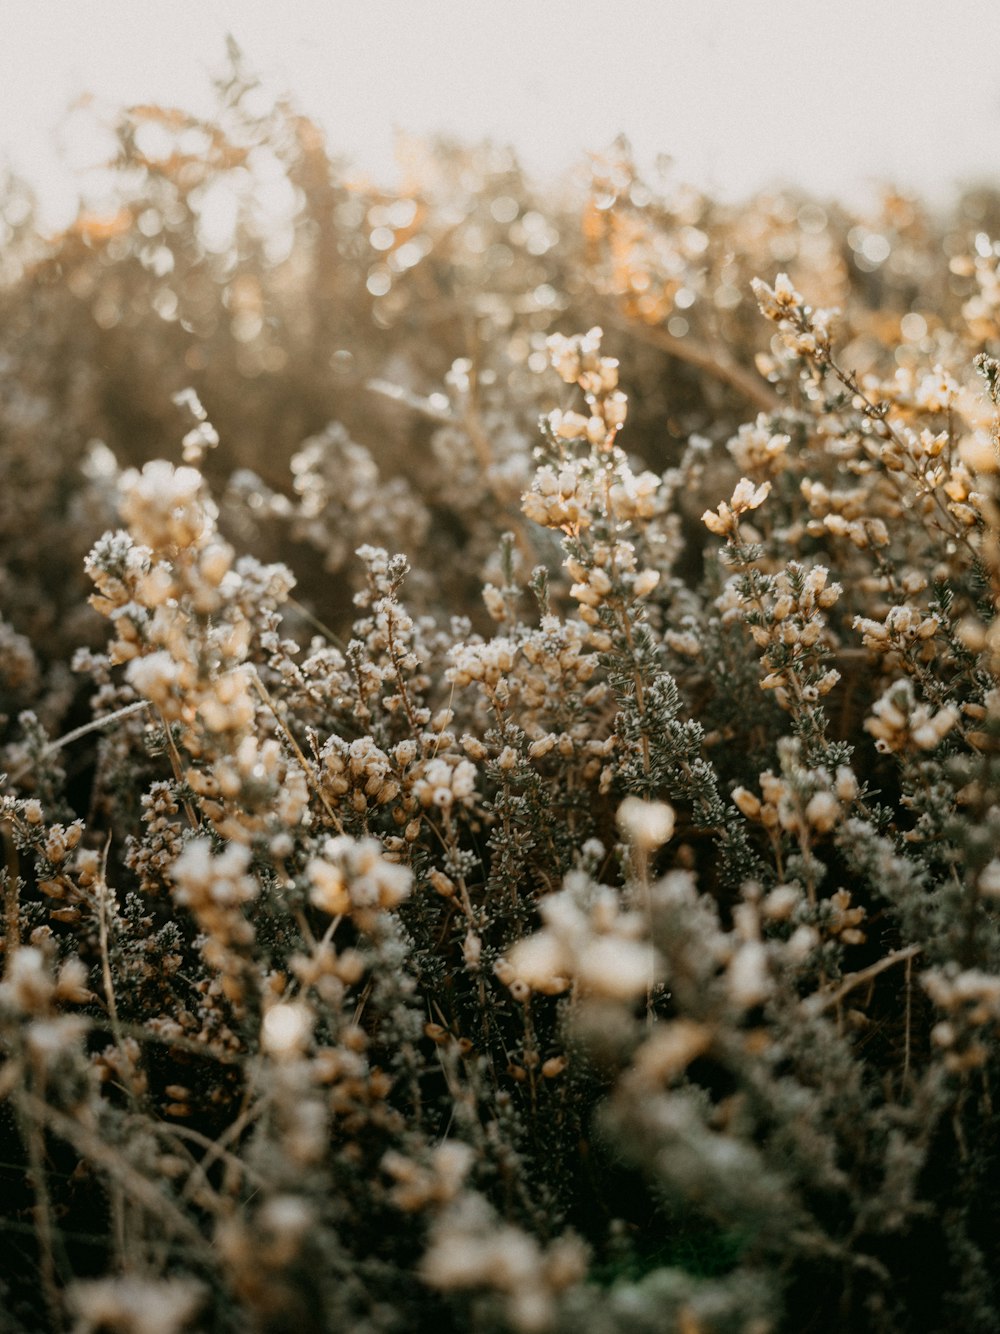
5, 65, 1000, 1334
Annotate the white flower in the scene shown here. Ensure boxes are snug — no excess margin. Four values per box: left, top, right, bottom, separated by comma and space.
577, 936, 653, 1001
978, 860, 1000, 900
728, 940, 772, 1009
507, 931, 570, 994
617, 797, 675, 851
805, 791, 840, 833
730, 477, 772, 513
125, 650, 183, 706
632, 568, 660, 599
261, 1001, 313, 1056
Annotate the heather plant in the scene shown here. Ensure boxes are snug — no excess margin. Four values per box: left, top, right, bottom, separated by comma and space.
5, 61, 1000, 1334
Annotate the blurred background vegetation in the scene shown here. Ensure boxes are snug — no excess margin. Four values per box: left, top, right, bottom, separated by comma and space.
4, 44, 1000, 717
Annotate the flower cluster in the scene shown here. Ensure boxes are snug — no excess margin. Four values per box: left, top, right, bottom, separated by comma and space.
6, 99, 1000, 1334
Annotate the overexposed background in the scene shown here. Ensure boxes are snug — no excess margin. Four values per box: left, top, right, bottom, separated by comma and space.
4, 0, 1000, 228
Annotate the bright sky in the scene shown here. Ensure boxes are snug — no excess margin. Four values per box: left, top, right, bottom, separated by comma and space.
4, 0, 1000, 227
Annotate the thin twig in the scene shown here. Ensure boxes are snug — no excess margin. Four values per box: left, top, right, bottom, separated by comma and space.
287, 596, 348, 651
808, 945, 922, 1015
95, 836, 143, 1111
903, 953, 913, 1090
606, 312, 780, 414
5, 700, 151, 787
163, 1114, 269, 1210
16, 1091, 208, 1254
2, 818, 21, 957
21, 1097, 64, 1330
156, 708, 201, 830
248, 668, 345, 834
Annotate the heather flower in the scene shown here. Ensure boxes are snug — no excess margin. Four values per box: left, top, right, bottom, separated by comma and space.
4, 103, 1000, 1334
702, 477, 771, 535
